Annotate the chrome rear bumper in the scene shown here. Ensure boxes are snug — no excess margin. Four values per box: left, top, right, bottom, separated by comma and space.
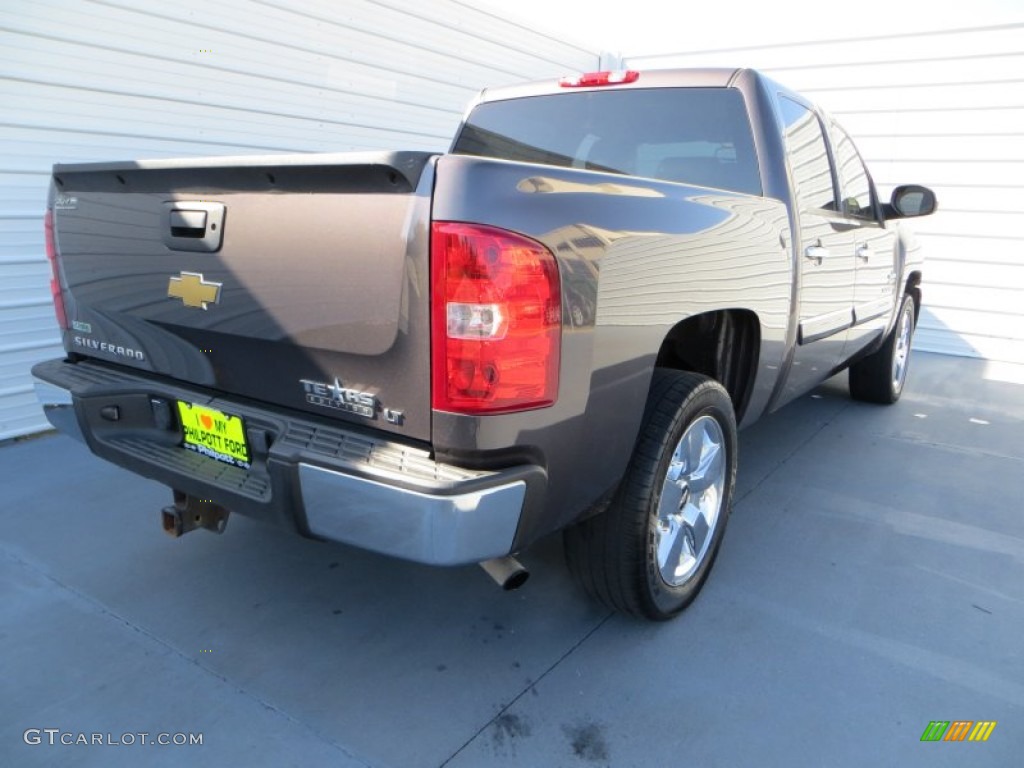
32, 358, 542, 567
33, 376, 85, 443
299, 464, 526, 565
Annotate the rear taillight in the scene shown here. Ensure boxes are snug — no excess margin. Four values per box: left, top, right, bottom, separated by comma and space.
559, 70, 640, 88
44, 210, 68, 330
431, 222, 561, 414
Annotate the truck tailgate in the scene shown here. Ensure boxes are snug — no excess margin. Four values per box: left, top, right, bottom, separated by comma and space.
50, 151, 434, 441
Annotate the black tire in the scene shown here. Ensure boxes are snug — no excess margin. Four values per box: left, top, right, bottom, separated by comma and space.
564, 370, 737, 620
849, 294, 916, 404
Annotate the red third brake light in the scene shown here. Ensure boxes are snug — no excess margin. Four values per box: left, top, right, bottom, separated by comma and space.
44, 210, 68, 330
559, 70, 640, 88
431, 222, 561, 414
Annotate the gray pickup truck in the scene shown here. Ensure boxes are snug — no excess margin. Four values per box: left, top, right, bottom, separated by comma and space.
33, 68, 935, 620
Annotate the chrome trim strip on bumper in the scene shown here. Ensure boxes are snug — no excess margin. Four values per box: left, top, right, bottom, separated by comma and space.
299, 463, 526, 566
32, 375, 85, 442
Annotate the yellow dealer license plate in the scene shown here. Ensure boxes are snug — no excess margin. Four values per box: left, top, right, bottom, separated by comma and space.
177, 401, 251, 469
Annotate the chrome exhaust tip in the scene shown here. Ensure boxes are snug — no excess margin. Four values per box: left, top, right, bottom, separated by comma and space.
479, 556, 529, 591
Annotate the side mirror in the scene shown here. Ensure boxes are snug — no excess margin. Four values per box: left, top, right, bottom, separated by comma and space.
888, 185, 937, 218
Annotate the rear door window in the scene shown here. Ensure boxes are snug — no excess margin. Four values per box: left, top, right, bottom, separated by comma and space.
776, 96, 838, 211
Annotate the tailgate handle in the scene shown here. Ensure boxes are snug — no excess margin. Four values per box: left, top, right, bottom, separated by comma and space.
169, 210, 208, 237
162, 202, 225, 252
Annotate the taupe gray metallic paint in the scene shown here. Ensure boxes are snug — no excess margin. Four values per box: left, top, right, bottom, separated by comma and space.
433, 69, 921, 546
430, 154, 792, 541
36, 69, 926, 557
49, 153, 436, 442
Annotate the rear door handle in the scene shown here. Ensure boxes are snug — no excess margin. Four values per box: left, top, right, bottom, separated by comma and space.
804, 245, 829, 265
856, 245, 872, 263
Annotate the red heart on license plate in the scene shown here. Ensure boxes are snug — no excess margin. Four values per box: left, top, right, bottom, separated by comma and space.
200, 414, 213, 430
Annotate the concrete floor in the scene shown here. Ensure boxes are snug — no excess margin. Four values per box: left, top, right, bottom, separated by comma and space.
2, 352, 1022, 767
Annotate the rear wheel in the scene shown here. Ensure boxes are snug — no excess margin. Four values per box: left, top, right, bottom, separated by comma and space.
849, 294, 916, 404
564, 370, 737, 620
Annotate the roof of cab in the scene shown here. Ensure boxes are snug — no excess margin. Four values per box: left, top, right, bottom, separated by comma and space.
476, 68, 751, 104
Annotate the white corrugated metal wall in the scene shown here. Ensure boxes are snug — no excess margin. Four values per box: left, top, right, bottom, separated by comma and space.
627, 22, 1024, 365
0, 0, 598, 439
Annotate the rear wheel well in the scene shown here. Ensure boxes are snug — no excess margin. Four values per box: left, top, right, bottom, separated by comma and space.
654, 310, 760, 423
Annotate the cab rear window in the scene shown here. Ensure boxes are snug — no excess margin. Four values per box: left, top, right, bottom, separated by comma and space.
452, 88, 761, 196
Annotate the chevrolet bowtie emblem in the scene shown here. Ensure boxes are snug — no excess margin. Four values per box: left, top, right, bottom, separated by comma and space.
167, 271, 222, 309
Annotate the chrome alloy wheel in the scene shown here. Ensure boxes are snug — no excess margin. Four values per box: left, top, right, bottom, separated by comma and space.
892, 301, 914, 393
654, 414, 727, 587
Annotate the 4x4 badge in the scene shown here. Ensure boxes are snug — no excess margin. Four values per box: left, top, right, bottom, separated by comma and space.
167, 271, 222, 309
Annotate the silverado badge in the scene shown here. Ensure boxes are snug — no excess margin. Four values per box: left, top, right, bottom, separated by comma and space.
167, 271, 222, 309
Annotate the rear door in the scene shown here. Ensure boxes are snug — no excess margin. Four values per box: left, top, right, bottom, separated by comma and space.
776, 95, 857, 401
830, 124, 899, 355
